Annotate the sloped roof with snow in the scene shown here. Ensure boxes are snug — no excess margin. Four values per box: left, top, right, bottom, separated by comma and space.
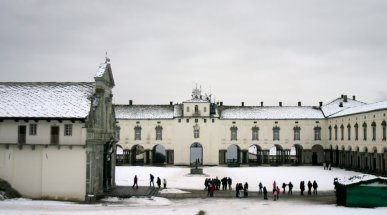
219, 106, 325, 119
321, 98, 365, 117
115, 105, 179, 119
337, 174, 387, 186
95, 63, 107, 78
0, 82, 94, 119
329, 101, 387, 118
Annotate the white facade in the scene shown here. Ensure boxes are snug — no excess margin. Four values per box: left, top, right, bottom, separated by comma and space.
116, 90, 387, 175
0, 60, 119, 201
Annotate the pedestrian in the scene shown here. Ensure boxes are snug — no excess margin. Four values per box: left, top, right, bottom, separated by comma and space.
243, 182, 248, 197
263, 186, 268, 200
204, 178, 209, 190
132, 175, 138, 189
276, 186, 280, 200
288, 182, 293, 195
228, 177, 232, 190
258, 182, 263, 194
235, 183, 240, 198
209, 182, 215, 197
273, 187, 278, 201
282, 182, 286, 194
273, 180, 276, 190
149, 174, 154, 187
163, 178, 167, 189
300, 181, 305, 195
207, 180, 211, 196
307, 180, 312, 195
156, 177, 161, 189
312, 180, 318, 195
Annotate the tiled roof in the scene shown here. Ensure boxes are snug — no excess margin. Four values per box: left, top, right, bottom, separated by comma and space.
0, 82, 94, 118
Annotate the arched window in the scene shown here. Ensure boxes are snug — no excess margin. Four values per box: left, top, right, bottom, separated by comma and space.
328, 126, 332, 140
134, 126, 142, 140
314, 126, 321, 140
362, 122, 367, 141
252, 126, 259, 141
347, 124, 351, 140
230, 126, 238, 141
371, 122, 376, 141
293, 126, 301, 141
334, 125, 338, 141
273, 126, 280, 141
155, 125, 163, 140
354, 123, 359, 140
340, 125, 344, 141
382, 121, 386, 141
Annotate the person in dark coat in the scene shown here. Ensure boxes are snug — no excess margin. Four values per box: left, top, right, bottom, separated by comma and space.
228, 177, 232, 190
149, 174, 154, 187
307, 180, 312, 195
258, 182, 263, 194
263, 186, 268, 200
243, 182, 249, 197
132, 175, 138, 189
282, 182, 286, 194
312, 180, 318, 195
156, 177, 161, 188
300, 181, 305, 195
235, 183, 240, 198
288, 182, 293, 195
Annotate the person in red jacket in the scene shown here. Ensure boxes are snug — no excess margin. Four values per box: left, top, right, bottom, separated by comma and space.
209, 182, 215, 197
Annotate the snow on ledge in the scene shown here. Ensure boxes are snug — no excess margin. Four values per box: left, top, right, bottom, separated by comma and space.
158, 188, 191, 194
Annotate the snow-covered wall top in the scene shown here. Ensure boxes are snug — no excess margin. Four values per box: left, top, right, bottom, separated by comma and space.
115, 105, 177, 119
183, 98, 210, 103
321, 98, 365, 117
219, 106, 325, 119
329, 101, 387, 118
0, 82, 94, 118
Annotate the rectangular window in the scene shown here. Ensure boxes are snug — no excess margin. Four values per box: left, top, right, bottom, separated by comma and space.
341, 126, 344, 141
18, 125, 27, 144
273, 127, 280, 141
204, 119, 207, 123
204, 107, 207, 112
347, 126, 351, 140
186, 106, 190, 112
178, 119, 181, 123
194, 129, 200, 138
329, 127, 332, 140
314, 127, 321, 140
64, 124, 73, 136
334, 126, 338, 140
231, 127, 238, 141
51, 126, 59, 144
134, 126, 141, 140
355, 126, 359, 140
29, 124, 37, 136
294, 129, 300, 141
212, 119, 215, 123
186, 119, 189, 123
156, 126, 162, 140
252, 128, 259, 140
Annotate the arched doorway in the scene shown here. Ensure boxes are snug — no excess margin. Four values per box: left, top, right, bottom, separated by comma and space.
248, 144, 262, 165
116, 145, 124, 166
269, 144, 284, 165
291, 144, 303, 165
226, 144, 240, 166
311, 144, 324, 165
131, 144, 144, 165
190, 142, 203, 165
153, 144, 166, 166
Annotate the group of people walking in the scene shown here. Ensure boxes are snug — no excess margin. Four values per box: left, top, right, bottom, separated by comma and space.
299, 180, 318, 195
131, 174, 167, 189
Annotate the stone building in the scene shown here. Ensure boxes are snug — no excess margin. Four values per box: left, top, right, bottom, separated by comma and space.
0, 59, 119, 201
116, 88, 387, 175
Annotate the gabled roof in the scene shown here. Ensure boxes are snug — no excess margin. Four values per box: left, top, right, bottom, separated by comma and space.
219, 106, 324, 120
329, 101, 387, 118
0, 82, 94, 119
321, 97, 365, 117
95, 62, 115, 87
115, 105, 178, 119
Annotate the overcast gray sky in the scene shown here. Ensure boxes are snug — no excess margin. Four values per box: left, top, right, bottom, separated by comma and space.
1, 0, 386, 106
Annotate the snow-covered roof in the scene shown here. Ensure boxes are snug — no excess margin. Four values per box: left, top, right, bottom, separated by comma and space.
329, 101, 387, 118
337, 174, 387, 186
95, 62, 107, 78
183, 98, 210, 103
115, 105, 178, 119
219, 106, 325, 119
0, 82, 94, 119
321, 98, 365, 117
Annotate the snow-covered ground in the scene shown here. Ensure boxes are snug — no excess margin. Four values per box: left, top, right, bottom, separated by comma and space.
1, 166, 387, 215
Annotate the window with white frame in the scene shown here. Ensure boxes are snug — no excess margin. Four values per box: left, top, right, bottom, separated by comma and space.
273, 126, 280, 141
194, 126, 200, 139
230, 126, 238, 141
314, 126, 321, 140
64, 124, 73, 136
134, 126, 141, 140
293, 126, 301, 141
155, 126, 163, 140
252, 126, 259, 141
29, 124, 37, 136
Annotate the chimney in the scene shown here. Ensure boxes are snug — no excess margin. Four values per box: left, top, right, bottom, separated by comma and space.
298, 101, 301, 106
319, 101, 323, 107
341, 94, 344, 99
129, 100, 133, 106
220, 102, 223, 106
261, 101, 264, 107
339, 102, 343, 107
352, 95, 356, 100
170, 101, 173, 106
279, 102, 282, 107
343, 95, 348, 102
241, 102, 244, 107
